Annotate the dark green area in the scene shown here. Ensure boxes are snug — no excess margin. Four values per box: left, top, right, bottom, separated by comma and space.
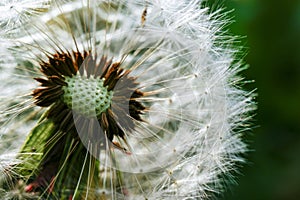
207, 0, 300, 199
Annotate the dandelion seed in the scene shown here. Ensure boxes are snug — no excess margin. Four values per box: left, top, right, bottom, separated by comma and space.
0, 0, 255, 199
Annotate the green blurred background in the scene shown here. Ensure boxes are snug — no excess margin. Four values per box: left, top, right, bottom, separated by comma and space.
206, 0, 300, 199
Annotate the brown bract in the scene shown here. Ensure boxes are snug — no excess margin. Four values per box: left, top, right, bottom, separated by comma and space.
33, 50, 145, 143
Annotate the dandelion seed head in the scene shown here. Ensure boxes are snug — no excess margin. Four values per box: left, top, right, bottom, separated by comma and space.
0, 0, 256, 199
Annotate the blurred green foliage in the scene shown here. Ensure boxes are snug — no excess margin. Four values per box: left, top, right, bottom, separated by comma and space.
208, 0, 300, 199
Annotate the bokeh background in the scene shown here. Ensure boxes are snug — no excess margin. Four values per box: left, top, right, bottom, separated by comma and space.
207, 0, 300, 199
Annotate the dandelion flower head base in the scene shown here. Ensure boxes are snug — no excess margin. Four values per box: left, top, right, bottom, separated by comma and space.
62, 75, 113, 117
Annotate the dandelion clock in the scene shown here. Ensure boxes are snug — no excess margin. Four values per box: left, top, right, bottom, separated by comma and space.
0, 0, 255, 199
